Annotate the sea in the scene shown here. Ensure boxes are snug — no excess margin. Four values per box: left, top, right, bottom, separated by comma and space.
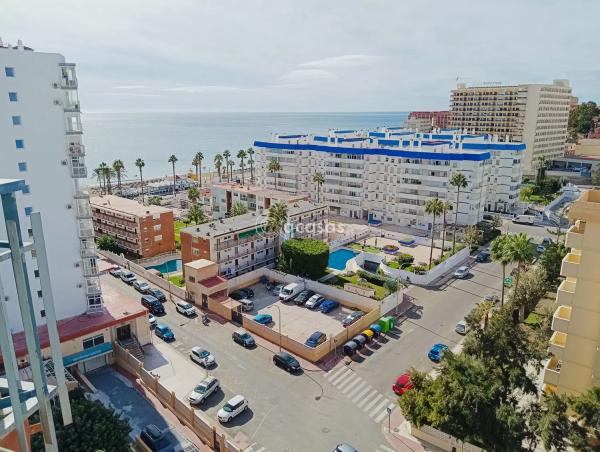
83, 111, 409, 183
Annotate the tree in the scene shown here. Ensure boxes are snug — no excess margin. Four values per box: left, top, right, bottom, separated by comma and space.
520, 185, 535, 201
267, 160, 282, 190
462, 225, 482, 250
168, 154, 178, 196
571, 386, 600, 445
507, 233, 534, 294
312, 172, 325, 203
186, 203, 206, 225
187, 186, 199, 204
507, 266, 548, 318
214, 154, 223, 182
237, 149, 247, 185
279, 238, 330, 279
229, 201, 248, 217
247, 147, 255, 184
135, 158, 145, 203
491, 235, 513, 306
148, 195, 162, 206
100, 162, 115, 195
112, 159, 125, 194
535, 157, 551, 186
592, 164, 600, 186
193, 151, 204, 188
466, 300, 495, 330
31, 388, 131, 452
489, 214, 503, 231
568, 101, 600, 136
425, 198, 444, 268
450, 172, 468, 253
223, 150, 231, 182
266, 201, 288, 238
93, 167, 105, 194
96, 234, 119, 253
440, 201, 452, 253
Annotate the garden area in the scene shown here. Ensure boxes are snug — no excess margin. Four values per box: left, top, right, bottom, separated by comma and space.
174, 219, 187, 248
325, 269, 396, 300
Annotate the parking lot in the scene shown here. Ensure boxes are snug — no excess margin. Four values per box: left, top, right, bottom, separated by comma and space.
239, 282, 354, 345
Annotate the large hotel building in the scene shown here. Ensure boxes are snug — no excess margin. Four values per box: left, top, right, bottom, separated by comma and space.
254, 129, 523, 231
450, 80, 571, 173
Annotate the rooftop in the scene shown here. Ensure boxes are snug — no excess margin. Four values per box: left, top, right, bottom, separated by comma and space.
90, 195, 173, 217
184, 259, 215, 270
213, 182, 306, 201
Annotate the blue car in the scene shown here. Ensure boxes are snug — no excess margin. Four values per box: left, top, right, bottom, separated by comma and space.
254, 313, 273, 325
428, 343, 449, 362
305, 331, 326, 348
155, 324, 175, 341
320, 299, 340, 313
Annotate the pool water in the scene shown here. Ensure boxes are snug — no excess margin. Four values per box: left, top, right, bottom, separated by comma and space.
146, 259, 182, 273
328, 249, 358, 271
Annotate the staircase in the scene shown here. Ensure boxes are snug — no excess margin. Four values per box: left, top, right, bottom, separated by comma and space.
119, 335, 145, 362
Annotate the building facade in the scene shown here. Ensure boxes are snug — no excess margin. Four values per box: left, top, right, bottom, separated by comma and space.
180, 201, 328, 278
543, 190, 600, 396
254, 129, 523, 231
0, 41, 101, 330
450, 80, 572, 173
405, 111, 451, 131
90, 195, 175, 259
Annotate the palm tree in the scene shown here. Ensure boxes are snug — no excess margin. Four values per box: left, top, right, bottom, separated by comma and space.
186, 204, 206, 225
247, 148, 255, 184
193, 152, 204, 188
230, 201, 249, 217
450, 172, 468, 253
188, 186, 199, 204
93, 167, 105, 194
98, 162, 109, 194
135, 158, 145, 203
267, 160, 282, 190
441, 201, 453, 254
237, 149, 247, 185
223, 150, 231, 182
168, 154, 178, 196
229, 160, 235, 183
266, 202, 289, 239
112, 160, 125, 194
312, 172, 325, 203
470, 300, 495, 330
507, 233, 534, 293
491, 234, 512, 306
425, 198, 445, 268
103, 166, 115, 195
214, 154, 223, 182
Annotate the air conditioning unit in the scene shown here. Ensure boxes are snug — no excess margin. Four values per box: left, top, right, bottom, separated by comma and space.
76, 283, 83, 288
61, 160, 68, 166
74, 262, 80, 268
52, 82, 60, 89
53, 99, 62, 106
66, 204, 72, 209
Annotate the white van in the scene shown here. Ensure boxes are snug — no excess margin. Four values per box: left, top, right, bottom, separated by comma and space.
279, 282, 303, 302
238, 298, 254, 312
512, 214, 537, 225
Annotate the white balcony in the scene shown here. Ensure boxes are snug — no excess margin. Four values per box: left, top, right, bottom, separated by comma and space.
75, 200, 92, 219
565, 222, 585, 250
561, 252, 581, 279
556, 278, 576, 306
548, 331, 568, 360
68, 143, 85, 157
70, 165, 87, 178
552, 306, 572, 333
543, 357, 562, 387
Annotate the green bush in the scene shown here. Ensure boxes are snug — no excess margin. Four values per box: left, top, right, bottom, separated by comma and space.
279, 238, 329, 280
411, 265, 427, 274
357, 269, 396, 287
396, 253, 415, 264
387, 261, 400, 269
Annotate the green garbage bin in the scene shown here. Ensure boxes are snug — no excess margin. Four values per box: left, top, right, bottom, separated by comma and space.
378, 316, 395, 333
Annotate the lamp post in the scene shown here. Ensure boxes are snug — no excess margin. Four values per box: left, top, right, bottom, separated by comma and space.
269, 304, 282, 351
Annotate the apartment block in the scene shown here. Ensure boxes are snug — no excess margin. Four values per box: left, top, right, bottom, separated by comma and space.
90, 195, 175, 258
450, 80, 572, 173
404, 111, 450, 131
180, 201, 328, 278
211, 182, 307, 219
0, 40, 102, 329
254, 129, 523, 231
543, 190, 600, 396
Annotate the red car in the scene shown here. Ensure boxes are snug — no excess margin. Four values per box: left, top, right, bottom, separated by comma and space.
392, 373, 414, 395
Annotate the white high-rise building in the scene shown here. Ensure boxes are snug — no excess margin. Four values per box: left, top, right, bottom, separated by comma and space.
254, 129, 523, 231
0, 40, 101, 331
450, 80, 572, 173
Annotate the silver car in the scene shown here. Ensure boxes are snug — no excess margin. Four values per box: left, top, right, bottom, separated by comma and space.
190, 347, 215, 367
188, 376, 220, 405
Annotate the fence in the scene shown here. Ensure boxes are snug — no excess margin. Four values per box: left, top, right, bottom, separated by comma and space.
329, 228, 370, 250
410, 424, 485, 452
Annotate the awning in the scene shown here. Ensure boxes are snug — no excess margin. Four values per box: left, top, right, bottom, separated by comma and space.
63, 342, 113, 367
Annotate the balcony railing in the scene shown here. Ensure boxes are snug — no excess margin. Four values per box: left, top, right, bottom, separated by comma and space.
565, 221, 585, 250
78, 227, 94, 239
543, 357, 562, 386
561, 252, 581, 278
552, 306, 572, 333
556, 278, 576, 307
68, 143, 85, 157
548, 331, 568, 360
71, 165, 87, 178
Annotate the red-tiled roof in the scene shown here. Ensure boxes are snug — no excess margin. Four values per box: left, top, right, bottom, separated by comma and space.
198, 275, 226, 288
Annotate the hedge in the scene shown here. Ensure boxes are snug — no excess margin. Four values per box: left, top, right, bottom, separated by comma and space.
358, 269, 398, 288
397, 253, 415, 264
279, 238, 329, 280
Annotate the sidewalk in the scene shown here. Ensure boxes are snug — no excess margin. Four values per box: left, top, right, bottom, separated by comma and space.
382, 407, 428, 452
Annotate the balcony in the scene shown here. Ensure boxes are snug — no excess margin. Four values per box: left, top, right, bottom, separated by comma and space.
543, 357, 562, 386
68, 143, 85, 157
561, 252, 581, 278
556, 278, 576, 306
565, 221, 585, 250
70, 165, 87, 178
75, 201, 92, 219
551, 306, 572, 333
548, 331, 568, 360
78, 227, 94, 239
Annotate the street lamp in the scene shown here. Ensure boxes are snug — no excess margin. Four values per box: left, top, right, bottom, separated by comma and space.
269, 304, 282, 352
387, 406, 393, 432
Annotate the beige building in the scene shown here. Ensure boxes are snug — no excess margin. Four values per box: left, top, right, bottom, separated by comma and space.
543, 190, 600, 395
450, 80, 572, 173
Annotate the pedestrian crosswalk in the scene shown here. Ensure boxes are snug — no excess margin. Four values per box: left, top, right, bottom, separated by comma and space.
324, 366, 396, 425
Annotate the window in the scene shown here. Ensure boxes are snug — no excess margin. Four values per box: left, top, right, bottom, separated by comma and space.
18, 162, 27, 172
34, 269, 40, 278
8, 92, 18, 102
5, 67, 15, 77
24, 207, 33, 216
12, 116, 21, 125
15, 139, 24, 149
153, 224, 162, 232
87, 294, 102, 308
154, 235, 162, 242
82, 334, 104, 350
37, 290, 43, 298
22, 185, 30, 194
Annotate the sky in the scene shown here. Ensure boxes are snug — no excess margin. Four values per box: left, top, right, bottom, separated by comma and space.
2, 0, 599, 112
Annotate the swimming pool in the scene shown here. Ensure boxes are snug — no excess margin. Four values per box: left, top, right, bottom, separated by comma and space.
145, 259, 182, 273
328, 249, 358, 271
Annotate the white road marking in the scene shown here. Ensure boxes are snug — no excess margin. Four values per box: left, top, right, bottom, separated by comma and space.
330, 368, 352, 386
326, 366, 347, 381
377, 445, 397, 452
345, 379, 367, 397
352, 385, 372, 403
342, 377, 364, 395
374, 409, 389, 424
254, 447, 266, 452
369, 398, 390, 418
356, 389, 378, 409
336, 373, 358, 391
362, 393, 383, 412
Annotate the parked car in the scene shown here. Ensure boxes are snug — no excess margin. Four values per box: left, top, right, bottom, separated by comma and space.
536, 244, 546, 254
238, 298, 254, 312
305, 331, 326, 348
217, 395, 248, 423
320, 299, 340, 313
133, 280, 151, 293
254, 313, 273, 325
109, 267, 123, 278
230, 288, 254, 301
148, 288, 167, 302
484, 293, 500, 303
454, 266, 470, 279
294, 289, 314, 306
188, 376, 220, 405
141, 295, 165, 315
513, 214, 536, 225
273, 351, 301, 372
176, 301, 196, 317
271, 283, 284, 296
334, 444, 358, 452
190, 347, 215, 367
352, 335, 367, 350
342, 310, 364, 327
148, 314, 157, 328
541, 237, 552, 247
455, 320, 469, 335
475, 250, 490, 263
140, 424, 170, 451
305, 294, 325, 310
120, 271, 136, 284
428, 343, 449, 362
232, 329, 255, 348
279, 283, 303, 302
155, 324, 175, 341
392, 373, 414, 396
